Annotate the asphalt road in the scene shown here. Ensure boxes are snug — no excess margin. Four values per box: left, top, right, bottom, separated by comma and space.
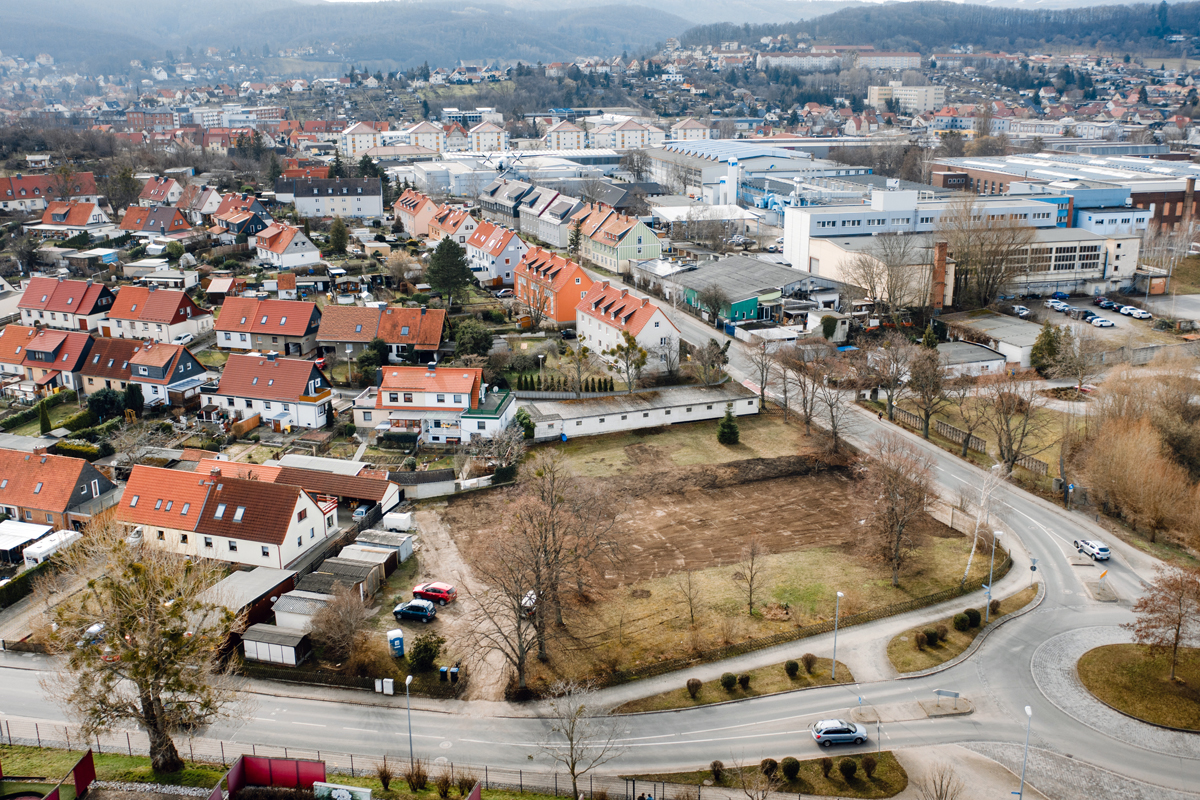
0, 283, 1193, 793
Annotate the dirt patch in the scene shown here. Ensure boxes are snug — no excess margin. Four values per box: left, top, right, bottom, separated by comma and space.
1038, 386, 1091, 402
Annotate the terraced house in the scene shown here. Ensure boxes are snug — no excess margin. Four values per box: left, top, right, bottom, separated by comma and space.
393, 189, 439, 238
0, 448, 117, 530
216, 298, 321, 357
514, 248, 593, 329
18, 276, 114, 332
103, 286, 213, 343
213, 353, 333, 430
465, 221, 526, 287
571, 204, 661, 274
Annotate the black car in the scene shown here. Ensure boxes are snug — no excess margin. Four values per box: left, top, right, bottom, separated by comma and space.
393, 599, 437, 623
560, 329, 577, 340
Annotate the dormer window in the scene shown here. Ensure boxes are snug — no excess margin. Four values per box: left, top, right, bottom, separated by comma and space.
261, 315, 268, 324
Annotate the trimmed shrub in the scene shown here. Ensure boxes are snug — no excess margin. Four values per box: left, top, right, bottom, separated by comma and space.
760, 758, 777, 777
493, 464, 517, 483
719, 672, 737, 691
965, 608, 982, 628
937, 623, 950, 640
989, 599, 1001, 616
838, 758, 857, 781
801, 652, 817, 674
952, 613, 970, 632
404, 759, 428, 792
710, 761, 724, 782
784, 659, 799, 678
62, 409, 97, 432
914, 631, 928, 650
53, 440, 103, 461
820, 757, 833, 778
686, 678, 702, 699
923, 627, 940, 646
737, 673, 751, 689
862, 754, 877, 779
780, 757, 800, 781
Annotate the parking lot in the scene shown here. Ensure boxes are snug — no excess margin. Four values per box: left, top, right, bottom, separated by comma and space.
1019, 296, 1174, 345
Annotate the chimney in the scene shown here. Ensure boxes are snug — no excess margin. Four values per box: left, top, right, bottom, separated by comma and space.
641, 297, 649, 307
209, 467, 221, 477
57, 275, 64, 282
931, 240, 948, 311
601, 280, 609, 290
1185, 178, 1195, 226
267, 352, 277, 362
620, 289, 628, 298
86, 278, 93, 286
420, 305, 426, 315
149, 284, 157, 292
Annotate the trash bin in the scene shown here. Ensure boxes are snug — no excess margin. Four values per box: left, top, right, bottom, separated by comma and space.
449, 667, 459, 684
383, 678, 394, 696
439, 666, 448, 682
387, 629, 405, 658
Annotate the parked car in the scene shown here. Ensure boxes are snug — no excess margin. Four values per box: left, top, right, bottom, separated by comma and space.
352, 504, 375, 522
1043, 299, 1061, 309
1098, 299, 1118, 310
1050, 291, 1070, 300
494, 289, 513, 298
810, 719, 867, 747
171, 333, 195, 346
560, 329, 577, 340
1058, 304, 1074, 314
413, 582, 458, 605
1091, 317, 1115, 328
997, 294, 1016, 301
393, 599, 437, 623
1118, 305, 1136, 316
1092, 296, 1108, 306
1012, 305, 1031, 318
1129, 308, 1152, 320
1073, 539, 1111, 560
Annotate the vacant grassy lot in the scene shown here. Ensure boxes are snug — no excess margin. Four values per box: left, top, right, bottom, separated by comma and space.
544, 409, 826, 478
616, 656, 850, 713
1169, 255, 1200, 295
628, 753, 908, 799
1077, 644, 1200, 730
886, 584, 1038, 673
7, 401, 83, 436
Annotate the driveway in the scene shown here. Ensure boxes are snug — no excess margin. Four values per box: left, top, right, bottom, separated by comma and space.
1142, 292, 1200, 319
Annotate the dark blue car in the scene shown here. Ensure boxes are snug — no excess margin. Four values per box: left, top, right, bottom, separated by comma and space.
393, 599, 437, 623
1051, 291, 1070, 300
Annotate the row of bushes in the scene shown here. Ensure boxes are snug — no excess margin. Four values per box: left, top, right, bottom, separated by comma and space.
53, 438, 114, 461
378, 431, 419, 449
514, 374, 615, 392
70, 416, 122, 444
688, 654, 820, 698
709, 755, 878, 784
0, 391, 77, 431
913, 602, 997, 650
0, 558, 54, 609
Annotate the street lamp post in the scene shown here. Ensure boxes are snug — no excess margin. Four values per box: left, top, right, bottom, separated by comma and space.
405, 675, 414, 769
831, 591, 844, 680
1016, 705, 1033, 799
986, 531, 1003, 623
538, 353, 545, 382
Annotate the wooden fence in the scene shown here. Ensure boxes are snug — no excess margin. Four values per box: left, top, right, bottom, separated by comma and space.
935, 419, 987, 453
1015, 454, 1050, 476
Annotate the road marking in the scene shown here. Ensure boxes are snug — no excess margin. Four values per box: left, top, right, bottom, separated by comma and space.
342, 727, 375, 732
252, 717, 276, 722
292, 722, 325, 727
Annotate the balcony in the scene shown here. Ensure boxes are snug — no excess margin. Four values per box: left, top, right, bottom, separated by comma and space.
299, 387, 332, 403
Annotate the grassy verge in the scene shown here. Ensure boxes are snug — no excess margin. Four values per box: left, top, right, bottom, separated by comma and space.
886, 584, 1037, 674
615, 657, 851, 713
1077, 644, 1200, 730
627, 753, 908, 799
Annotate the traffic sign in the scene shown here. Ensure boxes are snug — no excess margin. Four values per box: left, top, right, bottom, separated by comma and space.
1099, 570, 1108, 580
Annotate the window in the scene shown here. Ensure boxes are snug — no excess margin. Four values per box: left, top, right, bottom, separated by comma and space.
453, 394, 462, 403
130, 495, 139, 507
920, 216, 934, 224
245, 400, 252, 409
228, 540, 237, 552
261, 546, 270, 557
363, 411, 372, 421
576, 420, 582, 426
840, 219, 861, 228
24, 511, 30, 520
477, 421, 486, 430
204, 536, 213, 548
214, 503, 226, 519
157, 530, 165, 541
180, 534, 188, 544
298, 508, 308, 521
233, 506, 246, 522
437, 394, 445, 402
643, 412, 649, 418
404, 392, 413, 402
326, 515, 334, 528
816, 220, 836, 229
182, 503, 190, 515
33, 482, 42, 494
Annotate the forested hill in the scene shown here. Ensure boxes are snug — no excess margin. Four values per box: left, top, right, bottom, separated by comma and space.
682, 1, 1200, 55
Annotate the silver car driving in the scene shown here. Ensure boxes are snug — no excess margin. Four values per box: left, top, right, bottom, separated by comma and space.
810, 719, 867, 747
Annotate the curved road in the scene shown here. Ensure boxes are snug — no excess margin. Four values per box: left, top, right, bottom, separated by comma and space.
0, 304, 1194, 795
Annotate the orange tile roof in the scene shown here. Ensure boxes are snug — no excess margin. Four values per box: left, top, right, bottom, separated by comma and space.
81, 337, 142, 381
39, 201, 101, 228
21, 328, 94, 372
277, 273, 297, 291
216, 354, 327, 402
255, 223, 302, 254
0, 449, 95, 514
109, 286, 209, 324
376, 366, 481, 409
517, 247, 592, 293
19, 277, 112, 316
376, 306, 445, 351
117, 465, 212, 531
215, 297, 319, 337
0, 325, 39, 366
317, 305, 381, 343
576, 281, 662, 337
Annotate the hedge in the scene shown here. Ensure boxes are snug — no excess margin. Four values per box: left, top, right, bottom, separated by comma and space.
378, 431, 419, 448
0, 558, 55, 610
72, 416, 122, 444
62, 409, 97, 432
0, 391, 77, 431
53, 439, 112, 461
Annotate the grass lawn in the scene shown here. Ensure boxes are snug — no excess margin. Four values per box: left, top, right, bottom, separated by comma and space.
615, 656, 851, 713
545, 410, 823, 478
194, 349, 228, 370
8, 401, 83, 436
1077, 644, 1200, 730
886, 584, 1038, 674
1168, 255, 1200, 295
627, 753, 908, 799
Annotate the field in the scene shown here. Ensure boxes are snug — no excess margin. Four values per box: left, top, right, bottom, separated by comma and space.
628, 753, 908, 799
439, 414, 992, 688
886, 585, 1038, 673
1077, 644, 1200, 730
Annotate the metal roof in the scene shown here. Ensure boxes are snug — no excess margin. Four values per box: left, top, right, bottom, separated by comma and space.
243, 623, 307, 647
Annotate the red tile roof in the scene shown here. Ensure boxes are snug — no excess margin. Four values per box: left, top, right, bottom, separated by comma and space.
119, 206, 190, 233
213, 193, 262, 217
517, 248, 591, 293
117, 465, 211, 531
376, 366, 481, 409
254, 223, 304, 255
81, 337, 142, 381
576, 281, 662, 336
0, 325, 39, 366
0, 449, 93, 513
138, 177, 180, 203
196, 473, 306, 545
215, 298, 319, 337
0, 172, 96, 201
19, 276, 112, 315
429, 205, 474, 236
20, 328, 94, 372
316, 305, 381, 343
216, 354, 327, 402
376, 306, 444, 351
108, 286, 210, 324
277, 273, 297, 291
39, 201, 102, 228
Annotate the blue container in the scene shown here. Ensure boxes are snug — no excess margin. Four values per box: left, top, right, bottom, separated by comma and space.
387, 628, 404, 658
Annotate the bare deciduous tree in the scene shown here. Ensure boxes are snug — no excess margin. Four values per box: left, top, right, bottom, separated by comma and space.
733, 536, 770, 616
468, 423, 527, 470
696, 284, 729, 329
735, 757, 783, 800
1085, 417, 1191, 542
309, 582, 371, 661
538, 680, 627, 799
746, 340, 774, 407
620, 150, 651, 181
771, 352, 797, 422
523, 288, 551, 331
812, 354, 858, 453
1052, 325, 1106, 393
935, 194, 1035, 308
980, 374, 1055, 473
908, 348, 950, 440
674, 568, 702, 626
863, 433, 936, 587
659, 334, 681, 380
692, 338, 730, 385
558, 337, 600, 398
1124, 565, 1200, 681
945, 375, 990, 458
469, 529, 540, 691
960, 465, 1005, 586
872, 333, 917, 421
40, 518, 245, 772
913, 764, 966, 800
841, 234, 924, 317
111, 422, 175, 471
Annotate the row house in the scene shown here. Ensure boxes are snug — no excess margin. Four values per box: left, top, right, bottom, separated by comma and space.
215, 297, 321, 357
118, 464, 338, 569
479, 179, 535, 231
18, 276, 114, 332
1, 171, 99, 214
120, 206, 191, 239
138, 176, 184, 207
576, 282, 680, 373
315, 305, 381, 360
26, 201, 116, 240
252, 223, 320, 269
212, 209, 269, 241
427, 205, 478, 244
102, 285, 213, 343
669, 118, 710, 141
393, 189, 439, 238
175, 184, 222, 225
519, 192, 582, 249
514, 248, 593, 329
214, 353, 333, 430
353, 365, 514, 444
1, 326, 94, 399
0, 448, 117, 531
214, 193, 269, 219
572, 204, 661, 273
589, 120, 666, 150
316, 305, 446, 363
290, 177, 384, 219
466, 221, 527, 287
125, 340, 208, 409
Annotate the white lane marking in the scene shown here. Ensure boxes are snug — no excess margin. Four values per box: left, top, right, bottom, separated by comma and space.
292, 722, 325, 727
252, 717, 276, 722
342, 727, 375, 732
1001, 502, 1072, 559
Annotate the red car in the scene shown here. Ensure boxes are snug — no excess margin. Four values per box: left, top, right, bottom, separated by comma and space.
413, 582, 457, 606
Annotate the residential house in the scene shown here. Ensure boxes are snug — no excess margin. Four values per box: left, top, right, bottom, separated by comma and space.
339, 122, 380, 157
315, 305, 382, 360
120, 206, 192, 239
544, 120, 586, 150
572, 204, 661, 273
214, 352, 333, 430
212, 209, 270, 240
18, 276, 115, 331
514, 247, 593, 329
352, 365, 514, 444
213, 193, 269, 219
468, 121, 509, 151
465, 221, 527, 287
0, 448, 117, 530
275, 273, 298, 300
576, 281, 680, 371
522, 193, 582, 248
174, 184, 223, 225
126, 340, 208, 409
393, 189, 439, 238
103, 285, 213, 343
138, 177, 184, 207
9, 327, 94, 398
404, 121, 446, 152
0, 325, 40, 381
376, 305, 446, 363
252, 223, 321, 269
78, 336, 139, 396
117, 464, 339, 569
215, 297, 321, 357
1, 172, 99, 215
290, 178, 384, 219
427, 205, 478, 244
670, 118, 711, 140
478, 179, 535, 230
25, 201, 116, 240
442, 123, 469, 152
589, 120, 666, 150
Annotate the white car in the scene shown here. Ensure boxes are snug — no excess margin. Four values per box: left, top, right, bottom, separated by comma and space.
1091, 317, 1115, 328
1129, 308, 1152, 320
1042, 299, 1059, 309
171, 333, 195, 346
1073, 539, 1111, 560
1012, 305, 1031, 318
1118, 305, 1138, 316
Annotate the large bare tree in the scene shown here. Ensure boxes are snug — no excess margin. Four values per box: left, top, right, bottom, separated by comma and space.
908, 348, 950, 439
871, 332, 917, 421
696, 283, 730, 328
732, 536, 771, 616
746, 340, 774, 406
468, 528, 541, 691
841, 234, 926, 317
40, 519, 245, 772
980, 373, 1055, 472
1052, 325, 1106, 393
935, 194, 1035, 308
538, 681, 627, 798
1124, 566, 1200, 681
862, 433, 936, 587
